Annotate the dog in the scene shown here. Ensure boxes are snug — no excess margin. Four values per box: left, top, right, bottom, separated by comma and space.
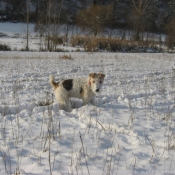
49, 73, 105, 112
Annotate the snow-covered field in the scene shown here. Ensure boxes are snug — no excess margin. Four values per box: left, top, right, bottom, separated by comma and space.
0, 22, 82, 51
0, 52, 175, 175
0, 22, 175, 175
0, 22, 166, 52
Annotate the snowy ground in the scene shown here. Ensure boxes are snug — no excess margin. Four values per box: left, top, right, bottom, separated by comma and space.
0, 52, 175, 175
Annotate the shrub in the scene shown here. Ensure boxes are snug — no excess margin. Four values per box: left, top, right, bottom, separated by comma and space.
0, 44, 11, 51
76, 5, 113, 37
70, 36, 162, 52
166, 17, 175, 50
20, 47, 30, 51
59, 54, 73, 60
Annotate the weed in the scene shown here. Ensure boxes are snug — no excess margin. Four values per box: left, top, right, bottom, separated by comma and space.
0, 44, 11, 51
59, 54, 73, 60
70, 35, 162, 52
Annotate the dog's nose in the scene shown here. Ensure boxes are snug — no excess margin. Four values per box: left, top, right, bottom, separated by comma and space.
96, 89, 99, 92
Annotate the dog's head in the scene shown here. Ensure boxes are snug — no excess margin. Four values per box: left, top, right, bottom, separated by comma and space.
89, 73, 105, 94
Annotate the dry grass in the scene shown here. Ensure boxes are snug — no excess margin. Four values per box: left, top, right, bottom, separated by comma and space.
59, 54, 73, 60
71, 35, 162, 52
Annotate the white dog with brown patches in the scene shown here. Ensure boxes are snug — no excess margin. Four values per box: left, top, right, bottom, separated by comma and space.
49, 73, 105, 112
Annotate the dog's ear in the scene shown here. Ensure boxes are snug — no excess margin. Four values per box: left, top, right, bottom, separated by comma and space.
99, 73, 105, 79
89, 73, 97, 78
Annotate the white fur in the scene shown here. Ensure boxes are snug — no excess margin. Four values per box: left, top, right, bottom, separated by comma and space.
49, 73, 105, 112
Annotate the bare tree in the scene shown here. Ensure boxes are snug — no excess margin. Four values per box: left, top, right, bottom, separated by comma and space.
76, 4, 113, 37
47, 0, 52, 51
166, 0, 175, 20
26, 0, 30, 51
50, 0, 63, 50
131, 0, 157, 40
35, 0, 63, 51
108, 0, 121, 36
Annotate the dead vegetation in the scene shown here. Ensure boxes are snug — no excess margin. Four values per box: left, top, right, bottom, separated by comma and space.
71, 35, 162, 52
59, 54, 73, 60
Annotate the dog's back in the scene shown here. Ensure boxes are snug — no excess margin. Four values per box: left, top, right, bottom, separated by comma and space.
66, 77, 89, 98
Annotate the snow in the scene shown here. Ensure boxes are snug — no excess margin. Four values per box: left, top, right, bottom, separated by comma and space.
0, 22, 175, 175
0, 51, 175, 175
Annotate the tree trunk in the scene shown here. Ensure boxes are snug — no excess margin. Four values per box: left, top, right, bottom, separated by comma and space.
134, 12, 141, 40
26, 0, 29, 51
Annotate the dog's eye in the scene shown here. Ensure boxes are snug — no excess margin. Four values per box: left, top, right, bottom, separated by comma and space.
99, 81, 102, 83
93, 81, 95, 83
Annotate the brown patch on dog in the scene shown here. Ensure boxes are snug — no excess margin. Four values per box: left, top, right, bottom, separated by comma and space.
99, 73, 105, 79
52, 82, 59, 90
89, 73, 96, 78
89, 73, 105, 79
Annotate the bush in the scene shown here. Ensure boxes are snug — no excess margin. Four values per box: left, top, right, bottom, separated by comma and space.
59, 54, 73, 60
0, 44, 11, 51
20, 47, 30, 51
166, 17, 175, 50
70, 36, 162, 53
76, 5, 113, 37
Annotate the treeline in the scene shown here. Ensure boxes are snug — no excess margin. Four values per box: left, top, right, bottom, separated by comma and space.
1, 0, 175, 33
1, 0, 175, 50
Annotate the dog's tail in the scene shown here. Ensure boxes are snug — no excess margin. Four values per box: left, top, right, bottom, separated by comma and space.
49, 75, 59, 90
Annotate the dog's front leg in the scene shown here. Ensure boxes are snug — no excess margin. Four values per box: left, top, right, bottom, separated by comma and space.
82, 96, 91, 106
82, 96, 95, 106
90, 98, 95, 105
82, 99, 89, 106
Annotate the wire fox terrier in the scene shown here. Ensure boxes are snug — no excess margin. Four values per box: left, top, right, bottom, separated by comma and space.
49, 73, 105, 112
